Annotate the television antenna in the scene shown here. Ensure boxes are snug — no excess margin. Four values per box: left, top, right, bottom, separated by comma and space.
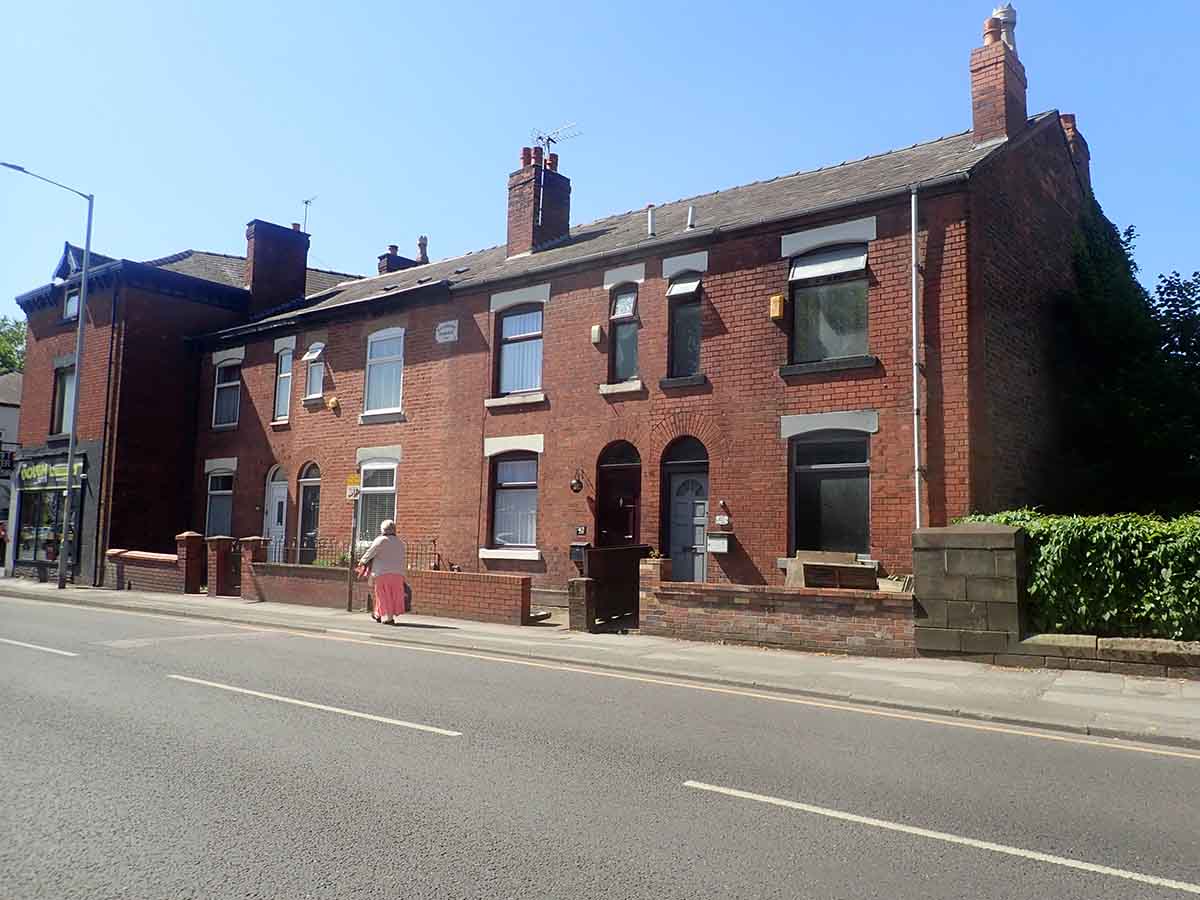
530, 122, 581, 156
529, 124, 580, 226
301, 195, 318, 232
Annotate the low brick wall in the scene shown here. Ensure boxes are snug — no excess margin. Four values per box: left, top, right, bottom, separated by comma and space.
106, 550, 185, 594
407, 570, 530, 625
240, 563, 530, 625
641, 583, 914, 657
241, 562, 367, 610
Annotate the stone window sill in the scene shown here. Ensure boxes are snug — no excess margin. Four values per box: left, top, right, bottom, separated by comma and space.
598, 378, 643, 396
302, 396, 325, 408
484, 391, 546, 409
211, 423, 238, 432
358, 410, 407, 425
779, 355, 879, 378
478, 546, 542, 561
270, 419, 290, 430
659, 374, 709, 390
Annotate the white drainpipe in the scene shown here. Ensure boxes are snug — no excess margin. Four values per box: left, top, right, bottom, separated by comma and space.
910, 185, 922, 530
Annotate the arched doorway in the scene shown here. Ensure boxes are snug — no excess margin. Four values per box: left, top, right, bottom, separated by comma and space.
595, 441, 641, 547
263, 466, 288, 561
297, 462, 321, 564
661, 437, 709, 581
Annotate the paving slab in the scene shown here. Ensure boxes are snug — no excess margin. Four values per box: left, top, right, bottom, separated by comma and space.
3, 577, 1200, 749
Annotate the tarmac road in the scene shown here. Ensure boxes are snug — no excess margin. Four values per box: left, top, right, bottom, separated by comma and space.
2, 595, 1198, 899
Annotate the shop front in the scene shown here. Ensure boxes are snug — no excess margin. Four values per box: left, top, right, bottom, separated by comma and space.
9, 455, 88, 581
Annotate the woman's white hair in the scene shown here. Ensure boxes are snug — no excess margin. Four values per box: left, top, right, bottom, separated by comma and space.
380, 519, 396, 536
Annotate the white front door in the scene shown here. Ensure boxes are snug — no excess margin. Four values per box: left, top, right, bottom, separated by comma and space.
264, 481, 288, 561
669, 473, 708, 582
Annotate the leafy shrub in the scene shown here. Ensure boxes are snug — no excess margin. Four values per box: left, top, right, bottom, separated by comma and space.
960, 510, 1200, 640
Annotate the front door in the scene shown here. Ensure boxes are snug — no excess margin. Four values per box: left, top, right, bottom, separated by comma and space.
668, 473, 708, 581
264, 481, 287, 561
298, 482, 320, 564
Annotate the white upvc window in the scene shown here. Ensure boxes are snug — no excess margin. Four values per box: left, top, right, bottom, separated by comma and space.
205, 472, 234, 536
63, 289, 79, 320
273, 349, 293, 422
301, 342, 326, 399
364, 328, 405, 414
212, 363, 241, 428
356, 462, 397, 548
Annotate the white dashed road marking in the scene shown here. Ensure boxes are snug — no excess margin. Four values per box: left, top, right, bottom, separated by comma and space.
0, 636, 78, 657
684, 780, 1200, 895
167, 674, 462, 736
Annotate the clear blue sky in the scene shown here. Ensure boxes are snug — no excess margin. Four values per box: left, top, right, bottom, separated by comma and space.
2, 1, 1196, 319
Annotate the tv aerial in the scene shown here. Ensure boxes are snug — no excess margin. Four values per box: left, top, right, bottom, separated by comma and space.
301, 195, 318, 232
530, 122, 581, 156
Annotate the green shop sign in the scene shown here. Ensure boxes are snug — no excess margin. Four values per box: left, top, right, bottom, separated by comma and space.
18, 460, 84, 489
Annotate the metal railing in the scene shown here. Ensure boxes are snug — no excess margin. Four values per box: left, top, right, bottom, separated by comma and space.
262, 536, 440, 571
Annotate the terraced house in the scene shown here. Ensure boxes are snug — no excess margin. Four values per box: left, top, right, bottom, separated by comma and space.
12, 11, 1095, 608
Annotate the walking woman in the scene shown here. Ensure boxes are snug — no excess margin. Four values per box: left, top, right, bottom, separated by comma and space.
356, 520, 407, 625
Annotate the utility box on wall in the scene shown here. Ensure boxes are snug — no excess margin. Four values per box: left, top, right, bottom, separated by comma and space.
706, 532, 732, 554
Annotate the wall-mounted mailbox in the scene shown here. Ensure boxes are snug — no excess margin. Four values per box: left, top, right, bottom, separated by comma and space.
569, 541, 592, 564
706, 532, 732, 554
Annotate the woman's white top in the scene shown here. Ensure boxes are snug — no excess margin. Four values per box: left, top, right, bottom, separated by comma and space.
360, 535, 407, 576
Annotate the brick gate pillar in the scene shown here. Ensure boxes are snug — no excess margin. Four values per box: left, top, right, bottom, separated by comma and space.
176, 532, 204, 594
206, 536, 235, 597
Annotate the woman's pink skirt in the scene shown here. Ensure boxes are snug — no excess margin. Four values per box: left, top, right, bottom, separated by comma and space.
373, 573, 407, 619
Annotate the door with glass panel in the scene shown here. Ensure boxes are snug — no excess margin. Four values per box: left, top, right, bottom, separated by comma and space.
263, 468, 288, 561
297, 463, 321, 564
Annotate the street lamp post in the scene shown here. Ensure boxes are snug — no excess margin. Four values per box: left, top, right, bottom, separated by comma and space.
1, 163, 94, 588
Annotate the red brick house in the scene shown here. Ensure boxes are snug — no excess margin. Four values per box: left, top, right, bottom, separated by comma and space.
181, 12, 1091, 605
9, 227, 356, 582
11, 10, 1094, 607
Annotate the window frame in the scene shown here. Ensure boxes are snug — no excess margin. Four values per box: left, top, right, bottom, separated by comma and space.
63, 288, 79, 321
363, 327, 405, 414
205, 471, 235, 537
490, 451, 539, 548
666, 275, 703, 379
788, 430, 871, 557
495, 304, 544, 396
608, 285, 640, 384
212, 362, 241, 429
273, 348, 293, 422
788, 245, 870, 365
356, 460, 397, 548
50, 366, 76, 436
302, 342, 326, 399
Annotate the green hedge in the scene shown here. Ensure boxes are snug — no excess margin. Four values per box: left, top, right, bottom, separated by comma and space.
960, 510, 1200, 641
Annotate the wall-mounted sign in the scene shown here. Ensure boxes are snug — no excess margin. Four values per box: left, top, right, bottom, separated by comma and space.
18, 460, 84, 489
714, 513, 730, 527
435, 320, 459, 344
346, 472, 361, 502
575, 525, 587, 536
706, 532, 731, 554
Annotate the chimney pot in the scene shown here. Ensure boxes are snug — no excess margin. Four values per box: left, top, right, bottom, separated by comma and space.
531, 146, 544, 167
291, 222, 301, 231
547, 152, 559, 172
982, 16, 1002, 44
521, 146, 533, 167
417, 235, 429, 264
388, 244, 399, 255
646, 204, 656, 237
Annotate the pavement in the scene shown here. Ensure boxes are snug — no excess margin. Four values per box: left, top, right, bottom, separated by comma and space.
2, 577, 1199, 750
3, 590, 1199, 899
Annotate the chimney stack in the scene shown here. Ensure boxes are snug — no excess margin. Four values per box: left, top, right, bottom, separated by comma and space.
506, 146, 572, 257
244, 219, 310, 315
377, 240, 425, 274
970, 5, 1027, 144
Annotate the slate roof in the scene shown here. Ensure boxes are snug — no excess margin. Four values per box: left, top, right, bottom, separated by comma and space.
0, 372, 23, 406
142, 249, 356, 297
239, 113, 1057, 332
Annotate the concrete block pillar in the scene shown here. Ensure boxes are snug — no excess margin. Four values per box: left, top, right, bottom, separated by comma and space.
206, 536, 235, 597
568, 577, 597, 632
175, 531, 204, 594
912, 524, 1027, 656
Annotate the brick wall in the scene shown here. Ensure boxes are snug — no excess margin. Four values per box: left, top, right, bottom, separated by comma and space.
967, 118, 1086, 512
407, 569, 530, 625
105, 549, 184, 594
641, 582, 914, 657
239, 562, 529, 625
